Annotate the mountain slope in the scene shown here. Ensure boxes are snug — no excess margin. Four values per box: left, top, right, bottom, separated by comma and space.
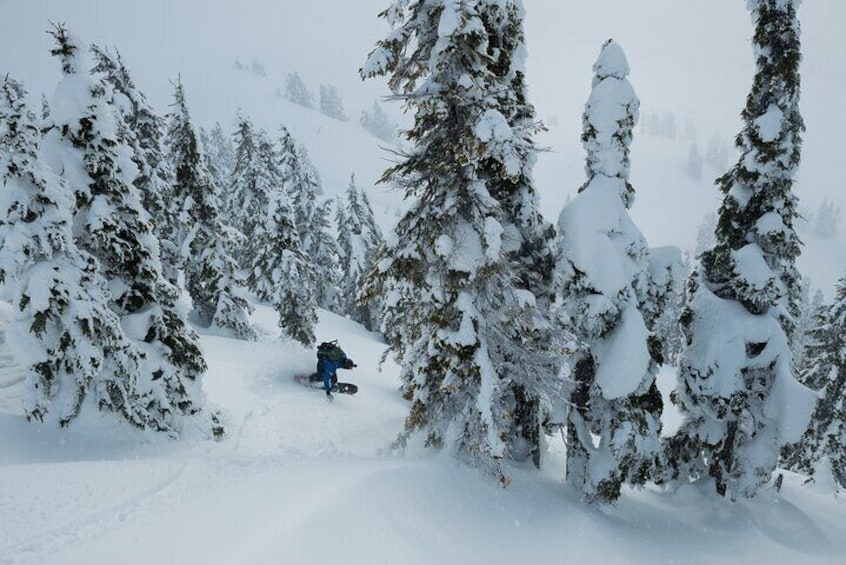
1, 302, 846, 564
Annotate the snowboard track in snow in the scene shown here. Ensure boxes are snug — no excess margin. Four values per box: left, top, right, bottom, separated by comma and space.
0, 463, 188, 565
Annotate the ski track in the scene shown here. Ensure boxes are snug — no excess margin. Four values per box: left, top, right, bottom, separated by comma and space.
738, 493, 831, 554
0, 373, 25, 389
0, 463, 189, 565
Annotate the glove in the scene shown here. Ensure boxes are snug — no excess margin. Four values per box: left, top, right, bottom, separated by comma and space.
325, 390, 334, 402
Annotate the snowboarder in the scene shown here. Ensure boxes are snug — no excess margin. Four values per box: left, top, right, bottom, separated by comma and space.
311, 340, 356, 401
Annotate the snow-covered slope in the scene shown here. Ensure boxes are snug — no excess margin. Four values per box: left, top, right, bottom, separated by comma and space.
2, 303, 846, 564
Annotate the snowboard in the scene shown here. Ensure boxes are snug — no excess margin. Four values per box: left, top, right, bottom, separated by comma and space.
294, 374, 358, 395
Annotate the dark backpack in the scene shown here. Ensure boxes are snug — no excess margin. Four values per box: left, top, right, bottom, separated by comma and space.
317, 341, 346, 363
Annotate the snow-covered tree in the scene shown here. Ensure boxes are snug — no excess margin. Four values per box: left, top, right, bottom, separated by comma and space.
356, 180, 383, 251
90, 44, 177, 280
661, 112, 678, 140
646, 247, 689, 367
250, 57, 266, 77
336, 174, 384, 330
285, 71, 314, 109
554, 40, 663, 503
640, 113, 655, 136
164, 78, 256, 341
790, 278, 822, 375
276, 127, 340, 311
814, 199, 841, 240
798, 285, 843, 391
209, 122, 235, 172
0, 74, 149, 428
225, 115, 272, 263
706, 131, 729, 172
694, 211, 717, 257
686, 141, 703, 180
227, 118, 316, 343
479, 1, 570, 467
641, 112, 679, 140
39, 92, 50, 124
41, 28, 209, 432
305, 192, 341, 311
360, 100, 396, 143
665, 0, 814, 499
783, 275, 846, 488
319, 84, 348, 121
362, 0, 568, 481
249, 172, 318, 346
200, 122, 236, 210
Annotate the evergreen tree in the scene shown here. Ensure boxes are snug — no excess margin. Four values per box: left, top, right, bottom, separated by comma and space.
804, 288, 826, 368
90, 44, 177, 281
0, 74, 148, 428
249, 176, 318, 346
276, 127, 340, 311
666, 0, 814, 499
686, 141, 703, 180
226, 115, 273, 264
814, 199, 841, 239
705, 132, 729, 172
661, 112, 678, 140
798, 286, 841, 392
790, 277, 820, 374
477, 0, 567, 467
554, 40, 663, 502
646, 247, 689, 367
319, 84, 348, 121
230, 119, 318, 344
695, 211, 718, 257
250, 57, 266, 77
308, 201, 341, 312
285, 71, 314, 108
201, 121, 236, 211
39, 93, 50, 124
358, 185, 383, 244
43, 28, 208, 433
360, 100, 396, 143
361, 0, 567, 481
783, 276, 846, 487
164, 78, 256, 341
336, 174, 384, 330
